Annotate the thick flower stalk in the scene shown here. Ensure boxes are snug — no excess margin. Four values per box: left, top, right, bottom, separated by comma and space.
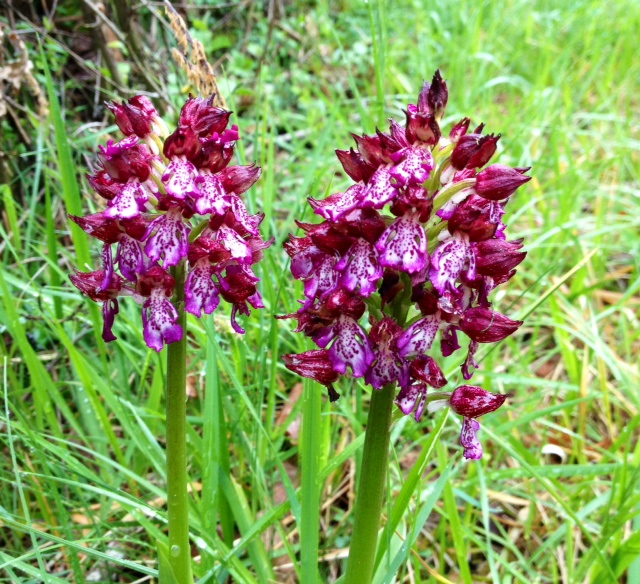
70, 95, 272, 350
282, 70, 529, 459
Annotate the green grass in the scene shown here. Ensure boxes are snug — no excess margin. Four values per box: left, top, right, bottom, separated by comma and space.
1, 0, 639, 582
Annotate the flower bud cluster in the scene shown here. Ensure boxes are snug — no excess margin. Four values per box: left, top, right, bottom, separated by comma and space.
282, 71, 529, 459
70, 95, 272, 351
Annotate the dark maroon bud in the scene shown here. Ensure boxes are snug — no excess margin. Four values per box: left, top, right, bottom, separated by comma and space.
106, 101, 134, 136
475, 239, 526, 277
325, 288, 366, 320
351, 133, 385, 166
339, 209, 387, 243
335, 149, 359, 181
120, 215, 150, 241
163, 126, 202, 161
376, 126, 403, 155
476, 164, 531, 201
299, 222, 354, 256
128, 95, 156, 116
449, 117, 470, 143
70, 269, 123, 302
450, 385, 507, 418
179, 95, 231, 136
417, 80, 430, 113
136, 266, 175, 297
219, 164, 261, 195
106, 97, 156, 138
187, 235, 227, 264
122, 103, 153, 137
427, 69, 448, 119
448, 195, 498, 242
451, 133, 500, 170
218, 271, 257, 303
98, 143, 153, 183
416, 197, 434, 223
467, 134, 499, 168
474, 123, 485, 134
336, 148, 373, 183
389, 119, 410, 147
87, 170, 122, 200
410, 355, 447, 388
451, 134, 481, 169
459, 307, 522, 343
389, 196, 409, 218
69, 212, 122, 244
282, 350, 340, 393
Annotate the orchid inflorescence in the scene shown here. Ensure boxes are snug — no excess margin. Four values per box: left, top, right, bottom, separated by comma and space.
282, 71, 530, 459
70, 95, 272, 351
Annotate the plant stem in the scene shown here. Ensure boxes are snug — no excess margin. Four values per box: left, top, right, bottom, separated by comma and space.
166, 261, 193, 584
300, 377, 322, 583
344, 383, 395, 584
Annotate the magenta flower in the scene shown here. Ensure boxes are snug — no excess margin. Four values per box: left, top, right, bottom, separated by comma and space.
70, 95, 271, 351
282, 71, 530, 459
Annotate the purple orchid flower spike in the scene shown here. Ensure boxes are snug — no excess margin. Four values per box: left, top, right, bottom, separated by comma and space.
281, 70, 530, 462
70, 94, 271, 350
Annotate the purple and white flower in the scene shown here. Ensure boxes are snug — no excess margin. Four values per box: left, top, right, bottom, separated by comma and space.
281, 71, 530, 460
71, 95, 271, 351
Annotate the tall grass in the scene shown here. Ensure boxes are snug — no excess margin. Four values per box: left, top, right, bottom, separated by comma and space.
1, 0, 638, 581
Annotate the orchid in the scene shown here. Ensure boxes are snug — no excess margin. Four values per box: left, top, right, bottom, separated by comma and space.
282, 71, 530, 459
70, 95, 272, 351
69, 94, 270, 584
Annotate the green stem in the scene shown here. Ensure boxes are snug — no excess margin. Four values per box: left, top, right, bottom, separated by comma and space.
300, 377, 322, 583
344, 383, 395, 584
166, 261, 193, 584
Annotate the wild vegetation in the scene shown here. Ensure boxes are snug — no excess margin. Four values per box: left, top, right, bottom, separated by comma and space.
1, 1, 638, 582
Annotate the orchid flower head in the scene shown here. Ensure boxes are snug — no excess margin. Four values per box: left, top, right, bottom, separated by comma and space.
282, 70, 529, 459
70, 94, 271, 351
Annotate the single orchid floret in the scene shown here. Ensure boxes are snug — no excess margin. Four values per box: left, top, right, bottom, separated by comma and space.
449, 385, 508, 418
70, 94, 271, 350
475, 164, 532, 201
410, 355, 447, 388
70, 268, 126, 342
137, 267, 183, 352
282, 350, 341, 402
459, 307, 523, 343
106, 96, 157, 138
474, 238, 526, 277
376, 210, 428, 274
365, 318, 408, 389
453, 384, 506, 462
281, 71, 530, 459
